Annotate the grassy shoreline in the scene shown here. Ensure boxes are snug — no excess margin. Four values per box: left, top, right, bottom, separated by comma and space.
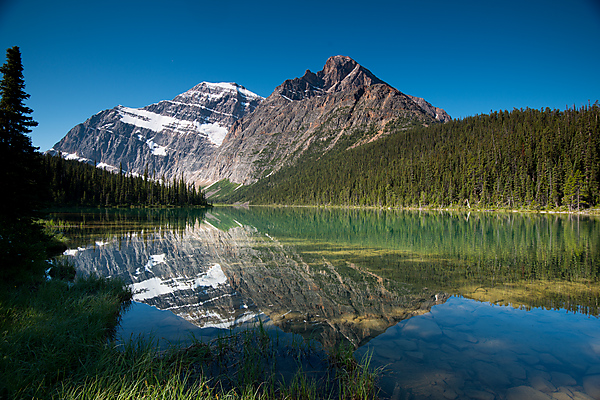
1, 271, 379, 399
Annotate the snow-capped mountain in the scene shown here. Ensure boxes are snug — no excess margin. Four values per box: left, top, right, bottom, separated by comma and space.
50, 56, 451, 189
49, 82, 263, 179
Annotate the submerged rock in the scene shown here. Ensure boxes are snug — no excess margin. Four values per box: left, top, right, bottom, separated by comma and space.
506, 385, 553, 400
583, 374, 600, 399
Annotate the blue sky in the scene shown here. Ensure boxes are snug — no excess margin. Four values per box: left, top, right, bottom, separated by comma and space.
1, 0, 599, 151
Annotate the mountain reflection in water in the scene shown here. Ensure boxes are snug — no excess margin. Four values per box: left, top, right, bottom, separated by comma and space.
55, 207, 600, 399
58, 208, 446, 348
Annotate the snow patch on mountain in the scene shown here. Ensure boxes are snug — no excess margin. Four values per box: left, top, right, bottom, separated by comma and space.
206, 82, 262, 99
178, 82, 263, 104
197, 122, 228, 146
118, 106, 195, 135
145, 137, 168, 156
118, 106, 229, 146
96, 162, 119, 173
61, 151, 91, 163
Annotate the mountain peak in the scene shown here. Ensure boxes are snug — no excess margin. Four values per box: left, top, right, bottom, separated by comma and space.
320, 55, 358, 80
175, 82, 263, 104
319, 56, 384, 93
53, 56, 450, 189
273, 55, 385, 101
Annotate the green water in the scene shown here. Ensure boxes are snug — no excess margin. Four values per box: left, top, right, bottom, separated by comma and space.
54, 207, 600, 399
216, 207, 600, 313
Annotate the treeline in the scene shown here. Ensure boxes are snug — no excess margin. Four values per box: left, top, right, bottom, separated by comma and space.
231, 103, 600, 210
41, 154, 209, 207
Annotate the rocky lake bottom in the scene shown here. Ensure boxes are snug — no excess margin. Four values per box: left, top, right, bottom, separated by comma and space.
356, 297, 600, 400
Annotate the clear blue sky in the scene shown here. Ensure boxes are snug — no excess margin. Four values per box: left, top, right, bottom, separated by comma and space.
1, 0, 599, 151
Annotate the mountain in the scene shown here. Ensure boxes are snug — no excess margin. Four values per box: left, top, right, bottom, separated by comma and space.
49, 82, 263, 180
194, 55, 451, 185
50, 56, 450, 189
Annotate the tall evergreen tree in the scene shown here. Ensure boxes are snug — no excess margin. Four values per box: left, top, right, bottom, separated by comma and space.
0, 46, 40, 217
0, 46, 48, 281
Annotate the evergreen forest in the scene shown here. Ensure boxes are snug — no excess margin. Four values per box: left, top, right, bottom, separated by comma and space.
226, 103, 600, 210
41, 154, 209, 207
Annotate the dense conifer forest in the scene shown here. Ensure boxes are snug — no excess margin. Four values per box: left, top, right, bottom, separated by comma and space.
41, 154, 209, 207
226, 103, 600, 210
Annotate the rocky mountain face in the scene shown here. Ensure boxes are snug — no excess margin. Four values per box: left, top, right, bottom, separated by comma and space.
193, 55, 451, 185
49, 82, 263, 180
50, 56, 450, 188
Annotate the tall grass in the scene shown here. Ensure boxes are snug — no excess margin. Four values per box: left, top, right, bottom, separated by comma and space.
56, 332, 379, 400
0, 274, 132, 399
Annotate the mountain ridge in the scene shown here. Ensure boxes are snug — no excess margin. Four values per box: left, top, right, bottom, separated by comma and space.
193, 55, 450, 185
49, 56, 450, 188
273, 56, 385, 102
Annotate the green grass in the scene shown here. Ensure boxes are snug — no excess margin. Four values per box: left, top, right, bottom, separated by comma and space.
1, 271, 380, 400
0, 275, 132, 399
203, 179, 244, 202
55, 330, 379, 400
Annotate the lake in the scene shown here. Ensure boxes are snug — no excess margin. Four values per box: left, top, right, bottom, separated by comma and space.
54, 206, 600, 400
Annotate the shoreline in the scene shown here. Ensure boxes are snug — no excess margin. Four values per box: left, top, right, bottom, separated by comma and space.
219, 202, 600, 216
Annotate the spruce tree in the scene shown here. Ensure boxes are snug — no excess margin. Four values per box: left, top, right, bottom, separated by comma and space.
0, 46, 47, 281
0, 46, 40, 217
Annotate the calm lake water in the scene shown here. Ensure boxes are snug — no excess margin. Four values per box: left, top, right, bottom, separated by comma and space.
53, 207, 600, 400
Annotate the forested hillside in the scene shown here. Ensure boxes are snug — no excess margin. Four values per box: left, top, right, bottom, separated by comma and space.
42, 154, 209, 207
226, 103, 600, 210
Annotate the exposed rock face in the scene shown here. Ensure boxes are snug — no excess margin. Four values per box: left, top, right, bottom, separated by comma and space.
407, 94, 451, 123
49, 82, 263, 181
194, 55, 451, 185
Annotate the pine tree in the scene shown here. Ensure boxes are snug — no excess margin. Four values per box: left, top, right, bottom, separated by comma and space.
0, 46, 47, 281
0, 47, 37, 150
0, 46, 40, 217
